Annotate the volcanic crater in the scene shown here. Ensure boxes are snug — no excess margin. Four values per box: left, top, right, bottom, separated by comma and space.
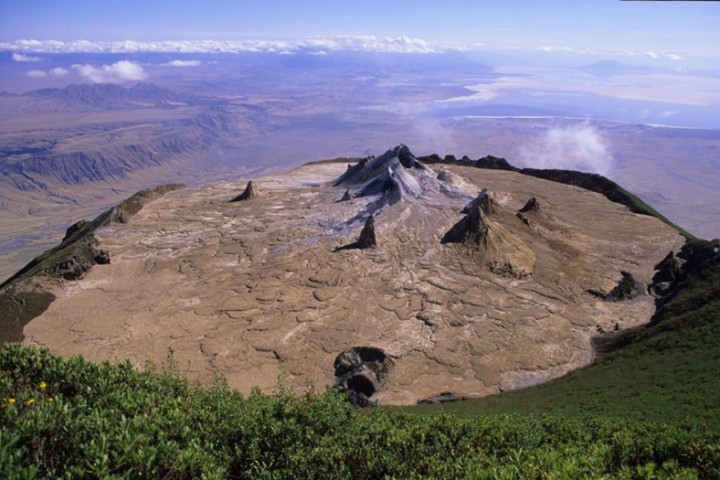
19, 145, 684, 404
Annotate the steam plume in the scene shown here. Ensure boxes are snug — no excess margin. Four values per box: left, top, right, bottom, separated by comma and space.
518, 122, 614, 176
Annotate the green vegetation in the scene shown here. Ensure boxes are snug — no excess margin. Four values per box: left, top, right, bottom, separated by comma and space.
2, 343, 719, 479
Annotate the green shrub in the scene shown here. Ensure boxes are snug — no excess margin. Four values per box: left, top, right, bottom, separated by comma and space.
2, 343, 719, 478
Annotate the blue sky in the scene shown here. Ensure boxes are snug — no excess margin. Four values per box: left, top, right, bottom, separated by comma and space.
1, 0, 718, 56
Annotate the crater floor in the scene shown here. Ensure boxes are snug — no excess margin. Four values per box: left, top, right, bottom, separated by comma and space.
23, 154, 684, 404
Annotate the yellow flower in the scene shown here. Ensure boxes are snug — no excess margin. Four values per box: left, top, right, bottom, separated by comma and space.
47, 397, 54, 403
39, 381, 47, 390
25, 398, 35, 406
7, 398, 16, 405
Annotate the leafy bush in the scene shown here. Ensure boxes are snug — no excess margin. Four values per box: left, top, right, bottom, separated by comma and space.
2, 344, 719, 478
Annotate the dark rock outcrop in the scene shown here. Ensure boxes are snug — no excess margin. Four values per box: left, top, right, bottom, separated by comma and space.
519, 197, 541, 214
356, 216, 377, 249
589, 271, 644, 301
443, 202, 489, 246
231, 181, 260, 202
334, 346, 394, 407
417, 392, 472, 405
460, 189, 496, 215
516, 197, 541, 225
334, 216, 377, 251
649, 251, 681, 297
336, 189, 354, 202
443, 191, 535, 278
650, 239, 720, 309
334, 145, 424, 189
475, 155, 518, 171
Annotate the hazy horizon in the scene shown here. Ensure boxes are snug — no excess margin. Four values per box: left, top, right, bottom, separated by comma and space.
1, 1, 719, 281
2, 1, 718, 129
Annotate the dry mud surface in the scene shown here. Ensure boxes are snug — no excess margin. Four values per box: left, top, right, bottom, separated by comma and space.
23, 159, 684, 404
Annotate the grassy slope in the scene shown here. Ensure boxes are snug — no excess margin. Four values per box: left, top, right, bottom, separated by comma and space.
407, 241, 720, 425
3, 344, 719, 478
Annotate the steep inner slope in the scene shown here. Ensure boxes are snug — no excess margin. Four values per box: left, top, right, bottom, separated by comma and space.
20, 146, 684, 404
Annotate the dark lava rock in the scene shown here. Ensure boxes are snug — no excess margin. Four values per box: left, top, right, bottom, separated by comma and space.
518, 197, 541, 213
677, 238, 720, 272
334, 216, 378, 251
416, 153, 442, 164
336, 189, 354, 202
417, 392, 471, 405
442, 205, 488, 246
334, 346, 394, 407
516, 197, 541, 225
63, 220, 90, 242
460, 189, 496, 215
650, 239, 720, 309
230, 181, 260, 202
589, 271, 644, 301
48, 239, 110, 281
94, 250, 111, 265
356, 216, 377, 249
335, 145, 424, 188
396, 144, 421, 169
649, 251, 681, 297
475, 155, 518, 171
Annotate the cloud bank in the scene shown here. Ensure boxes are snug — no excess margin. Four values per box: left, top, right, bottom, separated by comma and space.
72, 60, 147, 83
0, 36, 448, 55
518, 123, 614, 176
162, 59, 202, 67
26, 67, 69, 78
12, 52, 42, 62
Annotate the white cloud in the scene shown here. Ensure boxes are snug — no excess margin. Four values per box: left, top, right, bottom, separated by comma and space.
12, 52, 42, 62
162, 59, 202, 67
72, 60, 147, 83
13, 53, 41, 62
518, 122, 614, 176
50, 67, 68, 76
0, 36, 452, 55
24, 67, 68, 77
537, 44, 689, 61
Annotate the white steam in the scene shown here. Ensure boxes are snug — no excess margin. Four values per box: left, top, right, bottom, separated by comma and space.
72, 60, 147, 83
518, 123, 614, 176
